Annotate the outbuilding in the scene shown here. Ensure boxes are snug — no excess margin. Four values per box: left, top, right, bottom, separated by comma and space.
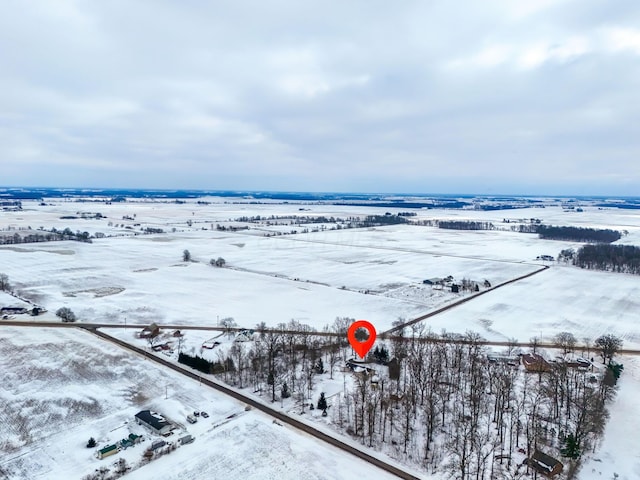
97, 444, 119, 459
528, 449, 563, 477
135, 410, 172, 435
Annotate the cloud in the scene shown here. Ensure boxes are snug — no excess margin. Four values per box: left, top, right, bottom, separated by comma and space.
0, 0, 638, 195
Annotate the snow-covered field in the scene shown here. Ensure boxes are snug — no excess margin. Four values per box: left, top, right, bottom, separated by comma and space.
0, 327, 399, 480
422, 265, 640, 349
1, 198, 640, 478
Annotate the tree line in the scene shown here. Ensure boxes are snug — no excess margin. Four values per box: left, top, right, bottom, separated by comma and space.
561, 244, 640, 274
537, 225, 621, 243
178, 319, 621, 479
438, 221, 496, 231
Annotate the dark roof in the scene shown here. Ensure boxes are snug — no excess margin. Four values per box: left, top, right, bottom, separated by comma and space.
530, 450, 562, 475
135, 410, 170, 431
99, 444, 118, 454
0, 306, 28, 312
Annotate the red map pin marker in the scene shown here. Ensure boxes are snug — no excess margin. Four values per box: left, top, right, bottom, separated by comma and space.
347, 320, 377, 359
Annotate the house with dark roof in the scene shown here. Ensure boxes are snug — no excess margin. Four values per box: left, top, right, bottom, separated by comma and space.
528, 449, 563, 477
135, 410, 172, 435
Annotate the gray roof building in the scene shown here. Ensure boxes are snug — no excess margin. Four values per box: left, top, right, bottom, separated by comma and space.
135, 410, 172, 435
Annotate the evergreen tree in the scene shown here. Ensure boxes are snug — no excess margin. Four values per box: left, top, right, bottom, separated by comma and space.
560, 433, 581, 459
315, 358, 325, 374
86, 437, 96, 448
281, 382, 291, 399
317, 392, 328, 411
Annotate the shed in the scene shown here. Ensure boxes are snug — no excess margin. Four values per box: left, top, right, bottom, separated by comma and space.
97, 444, 119, 459
139, 322, 160, 339
0, 307, 28, 315
528, 449, 563, 477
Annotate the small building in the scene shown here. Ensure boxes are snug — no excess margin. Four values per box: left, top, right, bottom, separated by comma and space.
139, 322, 160, 339
528, 449, 563, 477
119, 433, 142, 449
0, 307, 28, 315
135, 410, 172, 435
487, 354, 520, 366
97, 444, 119, 459
202, 338, 221, 349
423, 277, 443, 285
451, 284, 460, 293
150, 439, 167, 451
234, 330, 254, 342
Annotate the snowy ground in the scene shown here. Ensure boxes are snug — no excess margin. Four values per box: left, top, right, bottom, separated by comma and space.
0, 327, 400, 480
1, 208, 555, 332
581, 354, 640, 480
1, 199, 640, 478
421, 265, 640, 349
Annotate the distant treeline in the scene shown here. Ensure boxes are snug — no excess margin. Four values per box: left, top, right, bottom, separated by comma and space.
0, 227, 92, 245
438, 220, 495, 230
537, 225, 621, 243
359, 214, 408, 226
572, 244, 640, 274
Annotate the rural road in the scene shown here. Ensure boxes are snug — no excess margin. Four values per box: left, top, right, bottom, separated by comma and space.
3, 319, 640, 354
86, 327, 422, 480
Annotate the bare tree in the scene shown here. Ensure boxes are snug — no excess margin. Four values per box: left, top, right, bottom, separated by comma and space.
183, 249, 191, 262
56, 306, 76, 322
0, 273, 10, 291
595, 334, 623, 364
554, 331, 577, 356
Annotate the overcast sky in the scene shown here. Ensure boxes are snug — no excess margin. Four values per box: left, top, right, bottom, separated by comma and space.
1, 1, 639, 195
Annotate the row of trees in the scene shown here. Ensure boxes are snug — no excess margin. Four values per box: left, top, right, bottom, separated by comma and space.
537, 225, 621, 243
572, 244, 640, 274
190, 319, 621, 479
438, 221, 496, 231
0, 227, 94, 244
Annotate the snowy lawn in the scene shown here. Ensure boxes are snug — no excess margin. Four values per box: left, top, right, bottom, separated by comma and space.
0, 327, 400, 480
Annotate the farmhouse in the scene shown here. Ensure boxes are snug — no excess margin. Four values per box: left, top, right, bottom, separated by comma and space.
522, 353, 552, 373
528, 449, 563, 477
135, 410, 172, 435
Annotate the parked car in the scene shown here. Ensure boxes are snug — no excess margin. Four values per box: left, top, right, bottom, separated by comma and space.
187, 414, 197, 424
201, 411, 209, 418
194, 411, 200, 417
